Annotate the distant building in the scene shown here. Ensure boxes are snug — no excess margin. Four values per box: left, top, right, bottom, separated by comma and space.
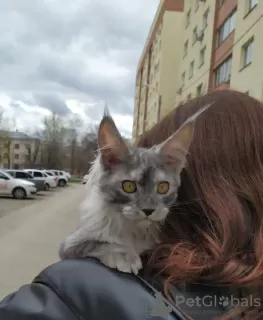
0, 130, 42, 169
133, 0, 263, 140
132, 0, 185, 141
175, 0, 216, 105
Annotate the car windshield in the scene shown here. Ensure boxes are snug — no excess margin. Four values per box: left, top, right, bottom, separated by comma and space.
1, 171, 14, 180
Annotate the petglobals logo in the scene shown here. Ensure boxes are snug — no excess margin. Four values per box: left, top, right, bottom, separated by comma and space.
175, 295, 261, 309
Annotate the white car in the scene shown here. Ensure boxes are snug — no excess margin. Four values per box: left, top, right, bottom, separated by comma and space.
82, 174, 89, 184
42, 170, 59, 187
0, 170, 37, 199
63, 171, 71, 179
45, 170, 68, 187
42, 172, 58, 189
24, 169, 57, 189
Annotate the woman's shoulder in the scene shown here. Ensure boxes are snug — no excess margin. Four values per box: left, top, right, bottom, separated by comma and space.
35, 257, 140, 297
34, 258, 186, 320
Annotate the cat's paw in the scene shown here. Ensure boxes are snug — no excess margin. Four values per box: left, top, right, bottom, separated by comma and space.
59, 235, 82, 260
101, 251, 142, 275
59, 240, 73, 259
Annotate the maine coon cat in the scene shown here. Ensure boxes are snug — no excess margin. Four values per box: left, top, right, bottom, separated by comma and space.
59, 105, 211, 274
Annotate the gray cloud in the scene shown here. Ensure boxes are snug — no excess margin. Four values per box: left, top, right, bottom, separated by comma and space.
33, 93, 71, 115
0, 0, 159, 125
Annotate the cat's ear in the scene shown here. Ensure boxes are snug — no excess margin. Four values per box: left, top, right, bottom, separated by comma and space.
98, 114, 129, 169
157, 104, 212, 169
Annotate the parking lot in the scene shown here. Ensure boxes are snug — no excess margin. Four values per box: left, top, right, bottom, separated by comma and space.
0, 190, 57, 218
0, 182, 86, 299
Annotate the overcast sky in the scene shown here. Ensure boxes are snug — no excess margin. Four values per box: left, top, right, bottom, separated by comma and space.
0, 0, 159, 137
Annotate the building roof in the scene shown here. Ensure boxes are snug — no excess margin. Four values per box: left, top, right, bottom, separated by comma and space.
136, 0, 184, 76
0, 130, 36, 140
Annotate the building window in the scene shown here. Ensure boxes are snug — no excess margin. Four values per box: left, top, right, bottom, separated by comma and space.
157, 96, 162, 122
241, 37, 254, 68
186, 9, 191, 28
4, 153, 8, 159
14, 143, 19, 149
187, 93, 192, 101
203, 9, 209, 29
217, 10, 236, 46
214, 56, 232, 86
195, 0, 199, 12
196, 84, 203, 97
189, 61, 194, 79
192, 27, 197, 45
199, 46, 206, 67
155, 61, 160, 73
183, 40, 188, 57
14, 154, 19, 160
181, 71, 185, 85
246, 0, 257, 14
4, 143, 8, 148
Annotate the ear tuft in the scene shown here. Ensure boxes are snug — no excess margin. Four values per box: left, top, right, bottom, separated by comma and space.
158, 103, 212, 169
103, 102, 110, 117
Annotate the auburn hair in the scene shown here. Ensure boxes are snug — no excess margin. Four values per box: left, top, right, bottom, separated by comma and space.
137, 90, 263, 319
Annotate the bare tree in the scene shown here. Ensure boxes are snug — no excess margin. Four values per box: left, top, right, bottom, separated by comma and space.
65, 114, 83, 174
0, 111, 12, 168
25, 138, 41, 168
41, 112, 66, 169
74, 124, 98, 176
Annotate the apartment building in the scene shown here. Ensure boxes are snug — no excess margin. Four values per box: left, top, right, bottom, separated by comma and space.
180, 0, 261, 96
0, 130, 42, 169
175, 0, 216, 104
230, 0, 262, 99
133, 0, 263, 140
132, 0, 184, 141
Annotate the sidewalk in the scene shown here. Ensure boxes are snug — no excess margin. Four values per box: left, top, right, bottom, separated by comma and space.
0, 184, 85, 299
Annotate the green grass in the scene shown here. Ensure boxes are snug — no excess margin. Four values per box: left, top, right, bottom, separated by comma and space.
69, 179, 82, 183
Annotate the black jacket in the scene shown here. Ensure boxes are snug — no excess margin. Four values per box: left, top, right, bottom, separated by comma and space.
0, 258, 232, 320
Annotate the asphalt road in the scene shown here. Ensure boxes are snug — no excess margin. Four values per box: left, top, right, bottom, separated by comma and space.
0, 189, 56, 218
0, 183, 86, 299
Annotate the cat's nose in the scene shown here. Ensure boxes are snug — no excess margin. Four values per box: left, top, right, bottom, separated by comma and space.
142, 209, 155, 217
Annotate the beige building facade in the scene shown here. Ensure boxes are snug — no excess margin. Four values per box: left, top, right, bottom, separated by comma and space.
0, 131, 42, 169
133, 0, 263, 141
175, 0, 216, 105
132, 0, 184, 141
230, 0, 262, 99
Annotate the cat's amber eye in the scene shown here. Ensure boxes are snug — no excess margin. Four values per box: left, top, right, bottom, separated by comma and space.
157, 181, 169, 194
122, 180, 137, 193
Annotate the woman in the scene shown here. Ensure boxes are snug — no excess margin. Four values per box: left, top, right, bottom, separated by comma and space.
0, 89, 262, 320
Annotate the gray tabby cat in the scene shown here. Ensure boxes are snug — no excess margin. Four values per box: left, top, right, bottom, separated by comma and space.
59, 105, 211, 274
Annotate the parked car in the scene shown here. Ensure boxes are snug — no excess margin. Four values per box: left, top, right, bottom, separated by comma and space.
42, 170, 58, 186
5, 170, 46, 192
24, 169, 57, 189
63, 171, 71, 179
82, 174, 89, 184
0, 170, 37, 199
41, 172, 57, 190
45, 170, 68, 187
